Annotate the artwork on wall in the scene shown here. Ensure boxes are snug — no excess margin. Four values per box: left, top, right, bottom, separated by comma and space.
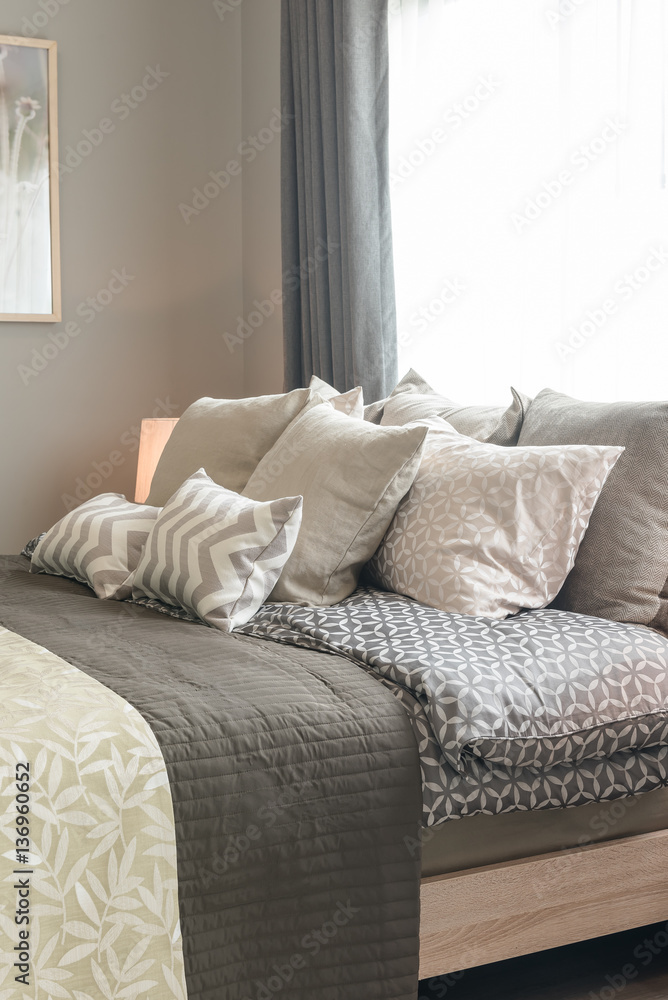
0, 35, 60, 322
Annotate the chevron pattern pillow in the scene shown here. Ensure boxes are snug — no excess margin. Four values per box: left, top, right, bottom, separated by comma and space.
30, 494, 159, 600
132, 469, 303, 631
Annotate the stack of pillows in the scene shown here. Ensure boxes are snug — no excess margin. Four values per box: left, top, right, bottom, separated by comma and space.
29, 370, 668, 636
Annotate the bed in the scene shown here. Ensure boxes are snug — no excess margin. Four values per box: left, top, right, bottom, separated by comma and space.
2, 553, 668, 999
4, 374, 668, 998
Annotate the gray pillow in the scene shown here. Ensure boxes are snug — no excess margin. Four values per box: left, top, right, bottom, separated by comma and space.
517, 388, 668, 631
367, 369, 531, 446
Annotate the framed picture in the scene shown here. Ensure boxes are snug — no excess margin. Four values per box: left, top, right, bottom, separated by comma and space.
0, 35, 60, 322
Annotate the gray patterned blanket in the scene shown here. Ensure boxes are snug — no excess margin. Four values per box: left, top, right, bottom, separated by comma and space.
239, 587, 668, 826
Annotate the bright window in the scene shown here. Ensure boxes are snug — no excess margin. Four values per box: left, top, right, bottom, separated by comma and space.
389, 0, 668, 403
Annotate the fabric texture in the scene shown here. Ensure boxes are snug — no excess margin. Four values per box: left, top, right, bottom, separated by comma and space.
421, 785, 668, 877
145, 388, 312, 506
308, 374, 364, 417
0, 555, 422, 1000
0, 626, 187, 999
371, 368, 531, 445
518, 389, 668, 631
30, 494, 158, 600
281, 0, 398, 402
368, 418, 622, 618
381, 386, 531, 446
240, 586, 668, 827
133, 469, 303, 632
363, 368, 428, 423
243, 401, 427, 605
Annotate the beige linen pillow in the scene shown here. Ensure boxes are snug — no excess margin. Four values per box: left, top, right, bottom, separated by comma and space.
146, 387, 313, 506
380, 385, 530, 446
364, 368, 429, 423
366, 369, 531, 445
30, 494, 159, 600
133, 469, 303, 631
242, 403, 428, 606
367, 418, 623, 618
308, 375, 364, 417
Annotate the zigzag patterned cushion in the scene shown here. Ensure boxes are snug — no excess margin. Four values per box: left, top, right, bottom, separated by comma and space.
132, 469, 303, 631
30, 494, 159, 600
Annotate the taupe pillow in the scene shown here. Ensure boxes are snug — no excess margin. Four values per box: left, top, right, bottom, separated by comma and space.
146, 388, 312, 506
30, 494, 158, 600
242, 401, 427, 606
364, 369, 429, 423
133, 469, 303, 631
368, 369, 531, 446
518, 389, 668, 630
308, 376, 364, 417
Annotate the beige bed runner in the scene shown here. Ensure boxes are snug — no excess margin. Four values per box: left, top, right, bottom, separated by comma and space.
0, 626, 187, 1000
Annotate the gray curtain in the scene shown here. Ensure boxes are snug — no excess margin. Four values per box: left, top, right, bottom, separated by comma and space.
281, 0, 398, 403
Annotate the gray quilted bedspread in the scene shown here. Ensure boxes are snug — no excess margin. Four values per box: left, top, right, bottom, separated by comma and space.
0, 557, 422, 1000
239, 586, 668, 826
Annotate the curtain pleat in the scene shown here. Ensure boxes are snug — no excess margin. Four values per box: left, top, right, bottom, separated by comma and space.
281, 0, 398, 402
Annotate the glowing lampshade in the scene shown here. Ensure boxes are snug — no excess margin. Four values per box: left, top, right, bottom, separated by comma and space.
134, 418, 179, 503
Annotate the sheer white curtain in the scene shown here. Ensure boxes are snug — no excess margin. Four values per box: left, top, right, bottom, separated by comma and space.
389, 0, 668, 403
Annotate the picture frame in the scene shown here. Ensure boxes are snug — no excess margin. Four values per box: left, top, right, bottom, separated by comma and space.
0, 35, 60, 322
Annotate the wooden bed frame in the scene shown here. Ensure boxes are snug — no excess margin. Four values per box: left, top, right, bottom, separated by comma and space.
419, 828, 668, 978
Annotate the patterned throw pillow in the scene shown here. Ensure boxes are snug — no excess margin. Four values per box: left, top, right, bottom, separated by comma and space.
30, 495, 159, 600
367, 418, 623, 618
132, 469, 303, 631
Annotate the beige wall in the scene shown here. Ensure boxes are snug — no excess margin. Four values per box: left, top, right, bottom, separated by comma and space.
241, 0, 283, 397
0, 0, 284, 552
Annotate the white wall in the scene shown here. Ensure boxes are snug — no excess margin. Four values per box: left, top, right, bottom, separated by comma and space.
0, 0, 247, 551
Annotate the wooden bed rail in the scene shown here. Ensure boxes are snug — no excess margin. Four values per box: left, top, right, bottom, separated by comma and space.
419, 828, 668, 979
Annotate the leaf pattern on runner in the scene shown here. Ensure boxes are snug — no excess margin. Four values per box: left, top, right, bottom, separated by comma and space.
0, 627, 186, 1000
